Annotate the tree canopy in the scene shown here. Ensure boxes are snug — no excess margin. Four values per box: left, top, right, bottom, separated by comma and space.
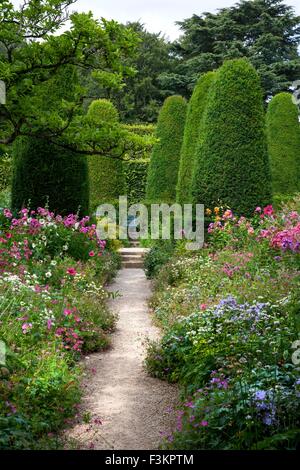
0, 0, 138, 155
160, 0, 300, 98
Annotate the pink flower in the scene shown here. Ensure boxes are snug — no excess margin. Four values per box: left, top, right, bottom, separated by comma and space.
47, 319, 53, 330
200, 304, 208, 310
263, 205, 274, 216
255, 207, 262, 213
200, 420, 208, 427
22, 323, 33, 334
89, 251, 95, 257
64, 309, 72, 316
223, 209, 233, 219
66, 268, 77, 276
6, 232, 12, 239
3, 209, 12, 218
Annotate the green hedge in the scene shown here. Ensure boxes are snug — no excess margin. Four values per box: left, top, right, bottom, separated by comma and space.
176, 72, 216, 205
192, 58, 272, 216
124, 159, 149, 205
87, 100, 126, 212
266, 92, 300, 195
146, 95, 187, 203
0, 153, 11, 192
11, 137, 89, 216
122, 124, 154, 205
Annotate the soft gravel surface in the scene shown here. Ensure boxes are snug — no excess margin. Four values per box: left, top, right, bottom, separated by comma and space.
68, 268, 178, 450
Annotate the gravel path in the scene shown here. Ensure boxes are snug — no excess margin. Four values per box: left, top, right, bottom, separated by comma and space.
68, 268, 178, 450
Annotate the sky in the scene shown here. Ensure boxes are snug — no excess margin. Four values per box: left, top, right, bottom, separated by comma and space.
11, 0, 300, 40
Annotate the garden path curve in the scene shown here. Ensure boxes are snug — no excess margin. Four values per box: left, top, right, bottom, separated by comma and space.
68, 267, 178, 450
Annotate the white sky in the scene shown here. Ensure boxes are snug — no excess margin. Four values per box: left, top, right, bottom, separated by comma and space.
10, 0, 300, 40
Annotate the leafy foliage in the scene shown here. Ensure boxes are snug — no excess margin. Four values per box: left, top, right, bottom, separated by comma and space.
111, 22, 174, 123
176, 72, 216, 205
192, 58, 272, 216
0, 1, 138, 153
146, 96, 187, 203
266, 92, 300, 196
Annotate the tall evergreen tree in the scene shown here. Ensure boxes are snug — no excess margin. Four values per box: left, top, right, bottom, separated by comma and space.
84, 22, 174, 123
192, 58, 272, 216
266, 92, 300, 195
176, 71, 216, 205
146, 96, 187, 203
160, 0, 300, 98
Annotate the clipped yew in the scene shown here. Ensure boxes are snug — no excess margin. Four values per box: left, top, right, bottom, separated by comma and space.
11, 137, 89, 216
192, 58, 272, 216
176, 71, 216, 205
146, 95, 187, 203
266, 92, 300, 195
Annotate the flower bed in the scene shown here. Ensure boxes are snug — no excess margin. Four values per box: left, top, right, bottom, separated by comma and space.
0, 207, 120, 449
146, 197, 300, 449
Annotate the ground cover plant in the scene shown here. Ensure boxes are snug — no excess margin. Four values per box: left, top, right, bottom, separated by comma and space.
146, 197, 300, 450
0, 206, 120, 449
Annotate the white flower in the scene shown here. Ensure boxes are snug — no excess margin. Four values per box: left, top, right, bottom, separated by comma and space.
45, 272, 52, 278
51, 260, 57, 266
63, 244, 69, 251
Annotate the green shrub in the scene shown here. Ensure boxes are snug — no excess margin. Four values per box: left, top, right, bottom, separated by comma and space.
266, 92, 300, 195
144, 240, 175, 278
146, 96, 187, 203
176, 72, 216, 205
11, 137, 89, 216
87, 99, 125, 212
192, 59, 272, 216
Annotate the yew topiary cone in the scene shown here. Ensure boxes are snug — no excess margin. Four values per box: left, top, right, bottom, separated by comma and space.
192, 58, 272, 216
146, 95, 187, 203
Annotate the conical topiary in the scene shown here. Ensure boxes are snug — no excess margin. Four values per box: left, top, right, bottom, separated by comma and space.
146, 95, 187, 203
192, 58, 272, 216
266, 92, 300, 196
176, 71, 216, 205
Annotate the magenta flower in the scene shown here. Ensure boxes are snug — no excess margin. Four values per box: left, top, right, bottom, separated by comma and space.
66, 268, 77, 276
200, 420, 208, 427
3, 209, 12, 218
64, 309, 72, 316
263, 205, 274, 216
89, 251, 95, 257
